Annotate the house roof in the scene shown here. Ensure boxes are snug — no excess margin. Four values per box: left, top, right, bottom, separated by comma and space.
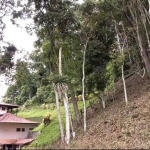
16, 138, 34, 145
0, 139, 16, 145
0, 138, 34, 145
0, 113, 40, 124
0, 102, 19, 109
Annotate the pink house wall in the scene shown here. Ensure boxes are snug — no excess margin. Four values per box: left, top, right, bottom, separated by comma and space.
0, 123, 37, 139
0, 106, 7, 114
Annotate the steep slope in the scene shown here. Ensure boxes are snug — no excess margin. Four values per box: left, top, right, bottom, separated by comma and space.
51, 74, 150, 149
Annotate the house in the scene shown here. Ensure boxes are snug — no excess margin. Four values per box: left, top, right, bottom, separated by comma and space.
0, 102, 19, 114
0, 103, 40, 149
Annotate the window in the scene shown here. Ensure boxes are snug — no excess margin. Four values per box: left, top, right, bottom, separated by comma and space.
16, 128, 21, 132
16, 128, 25, 132
22, 128, 25, 132
2, 107, 5, 110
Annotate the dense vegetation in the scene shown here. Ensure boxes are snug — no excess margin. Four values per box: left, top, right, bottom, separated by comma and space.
2, 0, 141, 105
0, 0, 150, 148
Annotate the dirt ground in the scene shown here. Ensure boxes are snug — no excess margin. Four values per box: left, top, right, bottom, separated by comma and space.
50, 73, 150, 149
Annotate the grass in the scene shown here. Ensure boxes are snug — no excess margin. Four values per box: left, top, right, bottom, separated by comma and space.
19, 105, 65, 148
18, 100, 91, 148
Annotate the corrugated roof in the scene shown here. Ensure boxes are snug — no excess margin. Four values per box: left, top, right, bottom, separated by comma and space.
0, 113, 39, 124
16, 138, 34, 145
0, 102, 19, 108
0, 138, 34, 145
0, 139, 16, 145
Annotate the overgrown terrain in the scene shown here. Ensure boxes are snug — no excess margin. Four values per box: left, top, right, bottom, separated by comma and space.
50, 74, 150, 149
18, 101, 87, 148
1, 0, 150, 149
19, 73, 150, 149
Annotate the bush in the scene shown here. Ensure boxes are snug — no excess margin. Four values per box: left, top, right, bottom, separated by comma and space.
69, 97, 72, 102
43, 113, 51, 126
30, 96, 39, 104
12, 108, 19, 114
88, 93, 93, 99
23, 100, 31, 108
49, 103, 56, 110
78, 95, 82, 101
41, 103, 46, 110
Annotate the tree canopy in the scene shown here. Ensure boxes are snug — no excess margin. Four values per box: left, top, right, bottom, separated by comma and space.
2, 0, 147, 105
2, 0, 150, 146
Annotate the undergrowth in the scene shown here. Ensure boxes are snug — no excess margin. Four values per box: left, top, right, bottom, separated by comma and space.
18, 99, 94, 148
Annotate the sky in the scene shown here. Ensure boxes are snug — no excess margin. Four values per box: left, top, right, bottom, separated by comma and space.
0, 0, 84, 102
0, 18, 37, 101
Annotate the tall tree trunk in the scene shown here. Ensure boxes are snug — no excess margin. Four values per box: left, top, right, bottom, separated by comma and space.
136, 8, 150, 77
68, 83, 81, 124
121, 64, 128, 105
148, 0, 150, 14
53, 47, 65, 143
114, 20, 128, 105
54, 87, 64, 143
58, 47, 71, 144
136, 21, 150, 78
59, 47, 62, 76
69, 107, 75, 139
100, 91, 106, 109
82, 38, 89, 133
128, 0, 150, 78
99, 91, 106, 109
140, 49, 150, 78
64, 91, 70, 145
82, 46, 86, 133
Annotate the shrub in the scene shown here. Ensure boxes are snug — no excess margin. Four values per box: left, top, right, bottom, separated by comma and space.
43, 113, 51, 126
41, 103, 46, 110
78, 95, 82, 101
23, 100, 31, 108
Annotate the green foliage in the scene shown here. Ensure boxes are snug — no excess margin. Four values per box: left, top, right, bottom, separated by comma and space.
23, 100, 32, 108
12, 108, 19, 114
3, 0, 144, 107
19, 100, 87, 148
43, 113, 51, 126
3, 3, 147, 149
105, 53, 123, 93
36, 85, 54, 104
4, 60, 38, 105
5, 0, 121, 107
79, 0, 116, 92
50, 74, 70, 85
0, 45, 16, 74
77, 94, 82, 101
105, 49, 132, 93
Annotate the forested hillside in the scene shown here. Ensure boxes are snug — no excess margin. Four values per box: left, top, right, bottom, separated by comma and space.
0, 0, 150, 148
51, 73, 150, 149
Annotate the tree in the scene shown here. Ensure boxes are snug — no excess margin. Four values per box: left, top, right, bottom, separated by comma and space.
114, 20, 128, 105
25, 0, 81, 144
77, 0, 117, 130
4, 60, 37, 105
83, 0, 116, 108
122, 0, 150, 78
0, 44, 17, 78
53, 47, 72, 144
